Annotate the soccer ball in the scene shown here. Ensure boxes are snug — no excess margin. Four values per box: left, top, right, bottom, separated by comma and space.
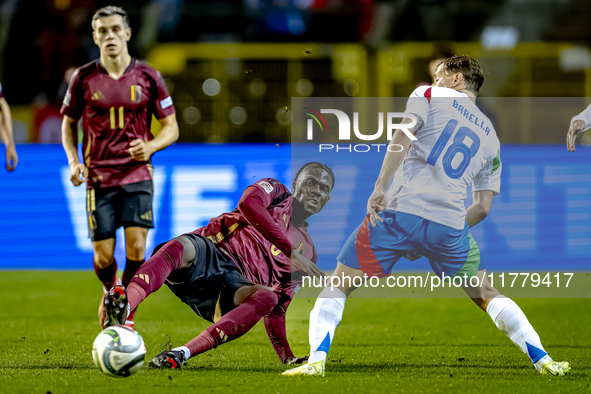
92, 325, 146, 378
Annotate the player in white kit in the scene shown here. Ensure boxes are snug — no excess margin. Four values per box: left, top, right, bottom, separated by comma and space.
284, 56, 570, 377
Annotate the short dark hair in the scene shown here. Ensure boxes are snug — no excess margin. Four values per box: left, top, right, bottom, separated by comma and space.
294, 162, 335, 190
92, 6, 129, 30
438, 56, 484, 94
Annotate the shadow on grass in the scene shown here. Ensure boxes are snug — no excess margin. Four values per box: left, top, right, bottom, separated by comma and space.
340, 343, 591, 349
179, 362, 534, 374
0, 365, 93, 370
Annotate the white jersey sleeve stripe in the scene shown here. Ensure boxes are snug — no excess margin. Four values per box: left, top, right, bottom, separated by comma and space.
404, 86, 431, 128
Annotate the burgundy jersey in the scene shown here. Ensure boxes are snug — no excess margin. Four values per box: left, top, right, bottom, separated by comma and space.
192, 178, 318, 298
60, 59, 175, 189
0, 81, 4, 98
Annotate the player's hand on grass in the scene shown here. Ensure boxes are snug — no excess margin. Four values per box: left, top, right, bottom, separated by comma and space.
567, 120, 586, 152
290, 249, 325, 279
69, 162, 87, 186
284, 356, 309, 365
367, 186, 387, 227
5, 144, 17, 172
129, 139, 154, 161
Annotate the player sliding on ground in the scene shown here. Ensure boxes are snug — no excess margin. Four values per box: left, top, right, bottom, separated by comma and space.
101, 163, 333, 368
284, 56, 570, 377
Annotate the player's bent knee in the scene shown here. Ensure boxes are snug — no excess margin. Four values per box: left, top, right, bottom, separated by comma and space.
234, 285, 278, 312
172, 236, 197, 266
126, 242, 146, 261
250, 287, 279, 313
476, 273, 500, 300
483, 285, 500, 299
125, 236, 147, 261
93, 256, 115, 269
92, 239, 116, 268
93, 249, 115, 268
332, 261, 363, 296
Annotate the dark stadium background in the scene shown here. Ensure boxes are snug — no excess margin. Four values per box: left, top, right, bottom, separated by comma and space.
1, 0, 591, 272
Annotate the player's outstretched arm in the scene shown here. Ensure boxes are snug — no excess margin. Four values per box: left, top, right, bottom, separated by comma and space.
567, 119, 586, 152
466, 190, 493, 227
129, 114, 179, 161
567, 104, 591, 152
61, 115, 86, 186
0, 97, 17, 171
237, 181, 293, 256
290, 249, 325, 279
263, 296, 308, 365
367, 117, 420, 226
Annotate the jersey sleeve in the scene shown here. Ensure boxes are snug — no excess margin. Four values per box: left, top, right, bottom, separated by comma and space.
0, 81, 4, 98
147, 68, 175, 119
404, 86, 431, 130
473, 147, 502, 196
60, 69, 85, 120
238, 178, 293, 255
571, 103, 591, 128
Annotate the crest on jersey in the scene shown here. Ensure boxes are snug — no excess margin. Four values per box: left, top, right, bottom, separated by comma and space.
257, 181, 274, 194
131, 85, 142, 102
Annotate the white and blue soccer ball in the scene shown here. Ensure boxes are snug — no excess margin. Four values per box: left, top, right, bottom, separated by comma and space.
92, 325, 146, 378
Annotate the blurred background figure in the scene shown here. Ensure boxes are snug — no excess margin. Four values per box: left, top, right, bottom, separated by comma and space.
428, 42, 455, 81
0, 80, 18, 171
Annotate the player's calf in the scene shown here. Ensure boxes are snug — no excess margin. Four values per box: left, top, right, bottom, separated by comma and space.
177, 287, 278, 362
465, 271, 569, 375
206, 287, 278, 347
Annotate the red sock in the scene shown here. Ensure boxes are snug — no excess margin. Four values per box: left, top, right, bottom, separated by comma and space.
122, 258, 144, 322
126, 240, 185, 311
127, 283, 146, 312
184, 288, 278, 358
94, 259, 118, 290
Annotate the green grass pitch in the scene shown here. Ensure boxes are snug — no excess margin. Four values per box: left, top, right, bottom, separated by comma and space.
1, 271, 589, 393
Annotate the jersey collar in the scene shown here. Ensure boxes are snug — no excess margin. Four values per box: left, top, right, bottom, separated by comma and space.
96, 58, 136, 75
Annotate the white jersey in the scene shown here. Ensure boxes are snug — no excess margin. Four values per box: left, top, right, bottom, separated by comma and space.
386, 86, 502, 229
572, 103, 591, 128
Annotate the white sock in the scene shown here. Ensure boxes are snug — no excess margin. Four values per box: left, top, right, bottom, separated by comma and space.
172, 346, 191, 360
487, 296, 552, 370
308, 287, 347, 364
